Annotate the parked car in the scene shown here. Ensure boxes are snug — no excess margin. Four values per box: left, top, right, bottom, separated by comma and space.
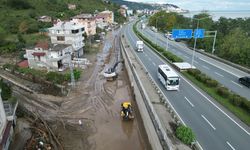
239, 76, 250, 88
164, 33, 174, 41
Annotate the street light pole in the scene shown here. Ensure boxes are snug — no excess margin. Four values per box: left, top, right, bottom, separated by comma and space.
191, 19, 199, 68
191, 16, 210, 68
212, 30, 217, 54
155, 18, 158, 45
166, 34, 169, 50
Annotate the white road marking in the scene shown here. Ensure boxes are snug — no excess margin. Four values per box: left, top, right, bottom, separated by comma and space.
130, 24, 206, 150
226, 141, 236, 150
184, 97, 194, 107
231, 81, 243, 88
202, 65, 210, 70
129, 23, 250, 136
201, 115, 216, 130
176, 52, 181, 55
199, 58, 241, 78
215, 72, 224, 77
182, 75, 250, 135
152, 62, 156, 66
184, 55, 189, 59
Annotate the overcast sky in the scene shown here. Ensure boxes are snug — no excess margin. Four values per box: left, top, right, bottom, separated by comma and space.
125, 0, 250, 11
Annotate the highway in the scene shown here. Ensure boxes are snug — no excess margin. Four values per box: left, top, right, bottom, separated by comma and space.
123, 21, 250, 150
137, 22, 250, 100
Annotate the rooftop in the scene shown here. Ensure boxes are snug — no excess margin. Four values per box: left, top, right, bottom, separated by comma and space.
73, 13, 94, 19
51, 44, 71, 51
49, 21, 84, 30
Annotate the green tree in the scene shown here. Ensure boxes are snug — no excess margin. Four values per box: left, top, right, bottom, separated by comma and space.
176, 125, 195, 145
0, 80, 12, 100
19, 21, 28, 33
0, 26, 7, 46
219, 28, 250, 67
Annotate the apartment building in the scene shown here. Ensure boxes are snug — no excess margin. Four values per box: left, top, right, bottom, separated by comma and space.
96, 10, 114, 29
48, 21, 85, 57
25, 42, 73, 71
71, 14, 96, 36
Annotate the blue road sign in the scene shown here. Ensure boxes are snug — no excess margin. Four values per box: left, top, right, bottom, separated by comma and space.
172, 29, 193, 39
194, 29, 205, 38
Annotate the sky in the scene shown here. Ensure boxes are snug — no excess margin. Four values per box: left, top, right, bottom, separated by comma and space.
125, 0, 250, 11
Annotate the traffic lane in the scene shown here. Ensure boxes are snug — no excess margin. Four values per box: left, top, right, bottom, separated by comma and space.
140, 41, 250, 150
140, 26, 250, 99
125, 24, 250, 150
143, 24, 250, 78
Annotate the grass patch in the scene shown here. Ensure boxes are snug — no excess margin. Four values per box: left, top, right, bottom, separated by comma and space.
23, 33, 49, 46
183, 71, 250, 126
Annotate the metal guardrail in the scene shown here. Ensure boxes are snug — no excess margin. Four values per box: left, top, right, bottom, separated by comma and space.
120, 36, 172, 150
132, 22, 203, 150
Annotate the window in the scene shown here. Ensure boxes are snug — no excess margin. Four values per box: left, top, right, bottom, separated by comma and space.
81, 27, 84, 31
71, 29, 79, 34
167, 77, 179, 85
57, 36, 65, 41
158, 68, 167, 81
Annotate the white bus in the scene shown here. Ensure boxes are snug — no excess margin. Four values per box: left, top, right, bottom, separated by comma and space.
158, 64, 180, 90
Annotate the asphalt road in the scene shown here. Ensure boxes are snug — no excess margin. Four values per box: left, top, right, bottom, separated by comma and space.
123, 21, 250, 150
137, 22, 250, 100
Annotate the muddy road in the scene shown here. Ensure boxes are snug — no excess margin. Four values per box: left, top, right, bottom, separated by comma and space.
10, 29, 151, 150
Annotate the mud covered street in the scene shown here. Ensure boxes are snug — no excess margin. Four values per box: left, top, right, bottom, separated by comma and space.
10, 29, 150, 150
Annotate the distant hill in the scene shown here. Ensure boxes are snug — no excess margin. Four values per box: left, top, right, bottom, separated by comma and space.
110, 0, 154, 10
111, 0, 188, 12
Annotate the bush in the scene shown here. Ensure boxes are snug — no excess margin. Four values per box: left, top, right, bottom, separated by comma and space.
229, 94, 242, 107
206, 79, 219, 87
0, 79, 12, 100
216, 86, 231, 98
176, 125, 195, 145
195, 73, 207, 83
241, 100, 250, 113
187, 69, 201, 76
46, 72, 66, 84
65, 69, 82, 81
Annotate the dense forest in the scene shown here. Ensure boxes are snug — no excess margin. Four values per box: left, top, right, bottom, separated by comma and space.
148, 11, 250, 68
0, 0, 125, 54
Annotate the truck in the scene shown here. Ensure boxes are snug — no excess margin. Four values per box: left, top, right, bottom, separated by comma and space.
141, 23, 146, 29
136, 41, 144, 52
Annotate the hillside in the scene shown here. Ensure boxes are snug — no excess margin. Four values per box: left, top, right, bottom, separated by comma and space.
0, 0, 123, 33
111, 0, 154, 10
110, 0, 182, 11
0, 0, 125, 54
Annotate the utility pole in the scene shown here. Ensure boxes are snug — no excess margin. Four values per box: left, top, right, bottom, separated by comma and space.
212, 31, 217, 54
66, 52, 75, 88
191, 16, 210, 68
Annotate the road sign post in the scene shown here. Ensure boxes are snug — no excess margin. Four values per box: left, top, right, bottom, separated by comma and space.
172, 29, 193, 39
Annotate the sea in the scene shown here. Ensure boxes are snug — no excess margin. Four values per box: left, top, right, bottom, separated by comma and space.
182, 10, 250, 21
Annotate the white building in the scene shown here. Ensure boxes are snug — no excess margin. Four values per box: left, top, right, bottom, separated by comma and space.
25, 42, 73, 71
71, 14, 97, 36
127, 10, 133, 16
48, 21, 85, 57
0, 89, 18, 150
95, 10, 114, 29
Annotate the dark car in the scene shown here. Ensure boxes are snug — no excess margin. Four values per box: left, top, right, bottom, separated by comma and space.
239, 76, 250, 88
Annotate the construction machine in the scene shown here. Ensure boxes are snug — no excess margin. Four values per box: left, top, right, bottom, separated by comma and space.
103, 60, 124, 81
120, 102, 134, 120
